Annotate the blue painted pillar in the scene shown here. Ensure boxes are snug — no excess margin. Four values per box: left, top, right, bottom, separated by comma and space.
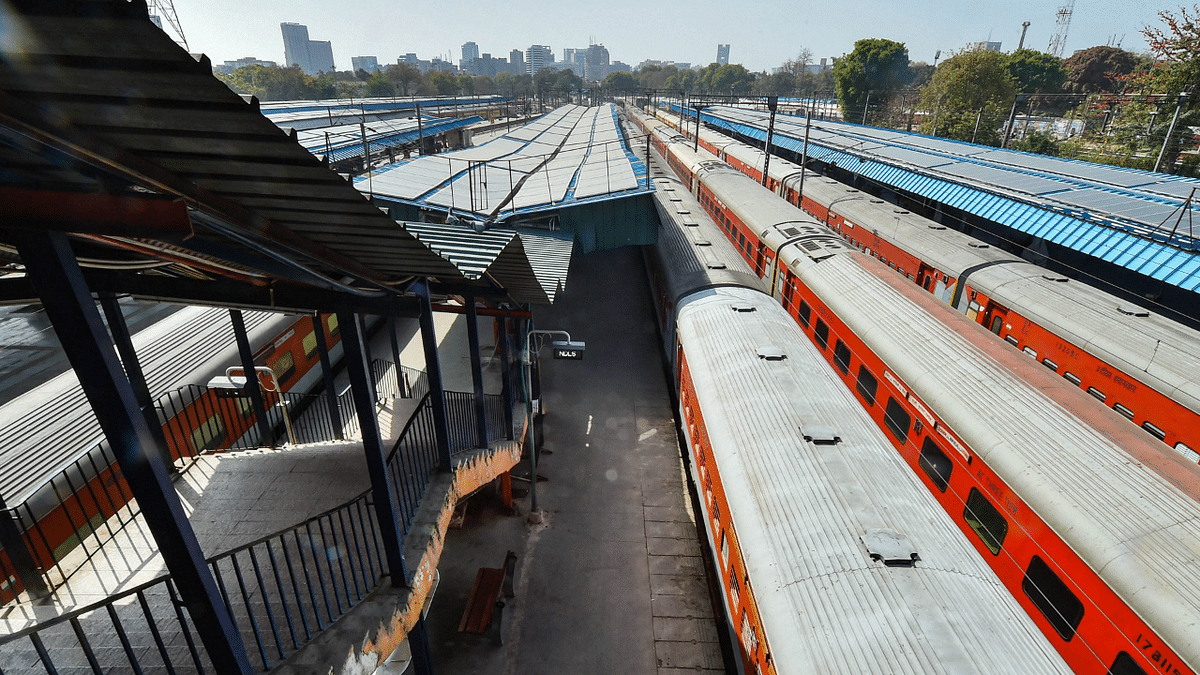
409, 615, 436, 675
414, 281, 452, 471
13, 231, 254, 674
464, 297, 489, 448
311, 315, 343, 439
229, 309, 273, 448
498, 317, 514, 440
336, 308, 407, 584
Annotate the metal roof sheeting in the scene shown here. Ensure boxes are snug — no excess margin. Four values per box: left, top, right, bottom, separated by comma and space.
362, 104, 650, 221
684, 105, 1200, 293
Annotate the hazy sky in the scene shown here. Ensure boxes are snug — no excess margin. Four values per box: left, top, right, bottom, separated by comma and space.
172, 0, 1175, 72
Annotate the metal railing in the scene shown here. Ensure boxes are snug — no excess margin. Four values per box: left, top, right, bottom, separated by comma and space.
0, 361, 412, 604
0, 490, 385, 674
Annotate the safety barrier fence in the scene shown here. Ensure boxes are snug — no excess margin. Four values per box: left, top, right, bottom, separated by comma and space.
0, 361, 417, 605
0, 384, 515, 673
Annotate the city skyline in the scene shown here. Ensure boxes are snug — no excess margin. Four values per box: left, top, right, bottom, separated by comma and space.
173, 0, 1171, 74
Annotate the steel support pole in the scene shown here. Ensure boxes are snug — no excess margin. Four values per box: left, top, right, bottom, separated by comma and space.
337, 308, 407, 584
388, 316, 406, 397
415, 282, 453, 471
13, 231, 254, 675
762, 96, 778, 188
797, 108, 813, 206
1002, 96, 1021, 149
465, 297, 489, 448
230, 309, 273, 448
1155, 97, 1186, 174
311, 315, 343, 439
498, 317, 514, 440
409, 615, 436, 675
0, 495, 48, 599
360, 315, 377, 391
99, 293, 175, 470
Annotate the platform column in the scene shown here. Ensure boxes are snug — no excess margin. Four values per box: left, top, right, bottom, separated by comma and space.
337, 308, 408, 583
388, 316, 405, 396
498, 316, 514, 440
409, 615, 436, 675
13, 231, 254, 675
230, 309, 273, 448
360, 315, 377, 390
99, 293, 175, 471
465, 296, 489, 448
415, 281, 453, 471
311, 315, 343, 439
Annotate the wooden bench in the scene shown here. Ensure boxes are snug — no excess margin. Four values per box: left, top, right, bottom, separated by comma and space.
458, 550, 518, 643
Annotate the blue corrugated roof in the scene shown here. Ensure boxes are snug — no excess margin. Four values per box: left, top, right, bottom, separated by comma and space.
306, 117, 482, 162
672, 104, 1200, 293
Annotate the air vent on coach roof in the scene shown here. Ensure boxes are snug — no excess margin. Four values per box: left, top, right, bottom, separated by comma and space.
757, 346, 786, 360
1117, 305, 1151, 317
801, 423, 840, 445
731, 302, 757, 313
861, 529, 919, 567
782, 227, 803, 237
706, 262, 727, 270
1042, 275, 1069, 283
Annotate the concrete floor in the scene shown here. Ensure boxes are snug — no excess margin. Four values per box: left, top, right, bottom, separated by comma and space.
423, 247, 727, 675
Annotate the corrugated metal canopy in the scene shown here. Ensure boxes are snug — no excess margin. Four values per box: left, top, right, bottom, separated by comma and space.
0, 1, 577, 309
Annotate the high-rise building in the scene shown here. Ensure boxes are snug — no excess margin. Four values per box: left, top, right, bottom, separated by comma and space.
281, 23, 311, 72
460, 41, 481, 74
308, 40, 335, 73
716, 44, 730, 65
584, 44, 610, 82
461, 41, 480, 61
527, 45, 552, 75
280, 22, 335, 74
510, 49, 524, 74
351, 56, 380, 73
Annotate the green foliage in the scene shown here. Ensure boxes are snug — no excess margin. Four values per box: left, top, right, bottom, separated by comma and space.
216, 65, 336, 101
834, 38, 910, 124
604, 70, 639, 91
918, 47, 1015, 144
1010, 129, 1061, 156
907, 61, 935, 88
753, 71, 795, 95
365, 71, 394, 97
1006, 49, 1066, 93
427, 70, 459, 95
1061, 46, 1141, 93
494, 71, 533, 95
457, 74, 475, 95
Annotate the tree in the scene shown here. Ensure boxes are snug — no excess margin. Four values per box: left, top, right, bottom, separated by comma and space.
918, 47, 1016, 145
385, 63, 422, 96
1006, 49, 1066, 93
494, 71, 532, 96
604, 71, 639, 91
833, 38, 910, 124
216, 64, 336, 101
1011, 129, 1061, 156
1062, 45, 1141, 93
365, 71, 394, 97
907, 61, 935, 88
457, 74, 475, 95
754, 71, 795, 95
473, 75, 495, 95
781, 49, 814, 77
428, 70, 459, 95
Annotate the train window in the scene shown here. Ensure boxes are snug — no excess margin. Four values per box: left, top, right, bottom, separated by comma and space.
797, 301, 812, 327
883, 397, 911, 444
302, 331, 318, 358
729, 571, 741, 608
190, 414, 227, 454
1022, 346, 1038, 359
1022, 555, 1084, 641
1063, 372, 1082, 386
833, 340, 852, 375
1113, 403, 1134, 420
855, 367, 878, 407
814, 320, 829, 350
1107, 652, 1147, 675
272, 351, 297, 385
326, 313, 340, 336
1004, 335, 1020, 346
1041, 358, 1059, 371
964, 487, 1007, 555
1141, 421, 1166, 441
1087, 387, 1107, 402
738, 232, 746, 248
721, 531, 730, 568
919, 438, 953, 493
923, 276, 933, 291
1174, 442, 1200, 463
990, 315, 1003, 335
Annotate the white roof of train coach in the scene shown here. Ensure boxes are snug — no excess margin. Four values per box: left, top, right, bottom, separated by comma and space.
676, 286, 1069, 674
789, 249, 1200, 670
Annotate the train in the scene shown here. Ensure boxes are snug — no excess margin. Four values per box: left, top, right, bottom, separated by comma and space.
0, 307, 362, 602
641, 159, 1071, 674
639, 102, 1200, 461
625, 106, 1200, 675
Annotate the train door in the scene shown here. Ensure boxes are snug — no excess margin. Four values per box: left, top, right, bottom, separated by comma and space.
754, 244, 767, 276
983, 302, 1008, 334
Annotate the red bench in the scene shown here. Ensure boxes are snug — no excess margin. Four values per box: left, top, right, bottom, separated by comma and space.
459, 550, 518, 644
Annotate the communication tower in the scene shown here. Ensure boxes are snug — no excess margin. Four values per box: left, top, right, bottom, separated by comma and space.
147, 0, 189, 51
1046, 0, 1074, 57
